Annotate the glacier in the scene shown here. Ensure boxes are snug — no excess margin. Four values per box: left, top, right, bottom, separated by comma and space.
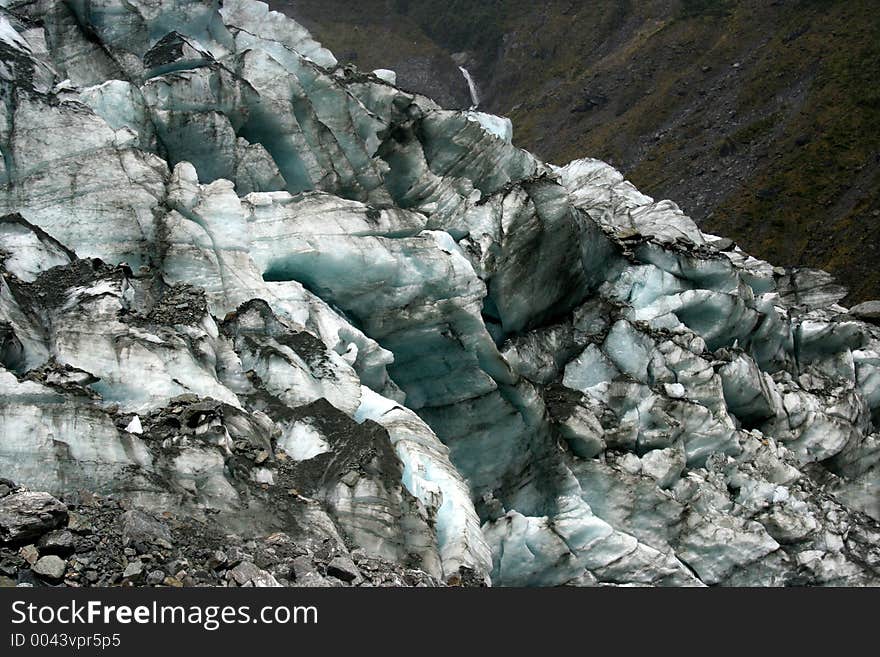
0, 0, 877, 586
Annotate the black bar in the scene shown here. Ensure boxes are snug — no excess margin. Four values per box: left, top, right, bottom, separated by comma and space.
0, 587, 873, 652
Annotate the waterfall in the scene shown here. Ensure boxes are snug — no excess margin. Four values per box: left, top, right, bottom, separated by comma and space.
458, 66, 480, 109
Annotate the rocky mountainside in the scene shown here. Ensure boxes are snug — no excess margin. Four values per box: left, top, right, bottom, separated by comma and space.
278, 0, 880, 304
0, 0, 879, 587
0, 479, 446, 587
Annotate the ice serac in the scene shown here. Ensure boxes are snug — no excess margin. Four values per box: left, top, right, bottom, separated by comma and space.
0, 0, 878, 587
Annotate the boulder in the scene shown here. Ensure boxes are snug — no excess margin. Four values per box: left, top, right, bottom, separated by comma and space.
120, 510, 172, 548
32, 555, 66, 581
849, 300, 880, 324
0, 492, 68, 544
37, 530, 76, 556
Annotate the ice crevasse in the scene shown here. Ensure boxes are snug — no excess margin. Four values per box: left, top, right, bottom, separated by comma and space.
0, 0, 878, 586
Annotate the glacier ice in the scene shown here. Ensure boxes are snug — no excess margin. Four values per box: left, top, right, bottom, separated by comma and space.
277, 420, 330, 461
0, 0, 878, 586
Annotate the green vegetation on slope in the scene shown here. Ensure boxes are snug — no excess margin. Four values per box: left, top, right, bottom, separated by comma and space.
394, 0, 506, 55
